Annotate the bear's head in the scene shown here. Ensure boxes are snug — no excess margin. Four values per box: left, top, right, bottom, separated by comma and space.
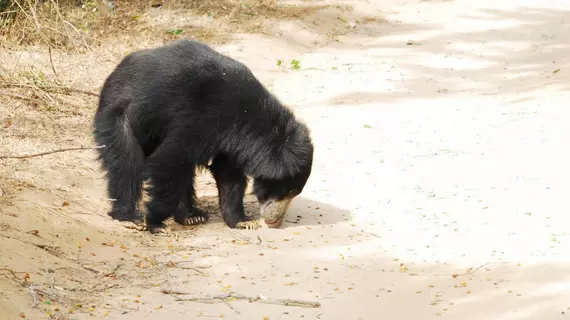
252, 126, 314, 228
252, 164, 312, 227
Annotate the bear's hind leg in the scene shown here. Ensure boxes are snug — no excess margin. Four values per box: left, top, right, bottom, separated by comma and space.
174, 165, 209, 226
97, 120, 145, 224
144, 141, 190, 234
107, 168, 144, 224
209, 154, 261, 230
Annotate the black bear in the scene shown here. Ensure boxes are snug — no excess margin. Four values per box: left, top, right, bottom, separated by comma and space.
93, 39, 314, 234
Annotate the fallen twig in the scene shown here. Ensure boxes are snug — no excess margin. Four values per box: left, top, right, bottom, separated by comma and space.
173, 263, 211, 276
225, 300, 240, 315
433, 262, 510, 277
82, 265, 102, 274
104, 264, 122, 277
0, 91, 37, 102
161, 289, 321, 308
34, 287, 77, 305
0, 145, 105, 159
0, 83, 99, 97
48, 46, 60, 81
0, 268, 28, 282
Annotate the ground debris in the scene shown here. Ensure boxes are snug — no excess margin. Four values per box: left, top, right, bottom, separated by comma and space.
161, 289, 321, 308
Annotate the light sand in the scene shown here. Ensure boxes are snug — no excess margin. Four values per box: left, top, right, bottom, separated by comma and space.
1, 0, 570, 319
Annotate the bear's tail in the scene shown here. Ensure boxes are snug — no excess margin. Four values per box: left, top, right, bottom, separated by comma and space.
93, 104, 144, 217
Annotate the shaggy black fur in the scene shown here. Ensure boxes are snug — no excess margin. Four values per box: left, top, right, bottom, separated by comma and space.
93, 39, 314, 231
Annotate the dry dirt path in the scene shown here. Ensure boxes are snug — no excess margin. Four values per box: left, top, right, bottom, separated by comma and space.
2, 0, 570, 319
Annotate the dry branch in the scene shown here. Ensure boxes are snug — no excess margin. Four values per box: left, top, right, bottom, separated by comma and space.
0, 91, 37, 102
0, 268, 28, 281
0, 145, 105, 159
161, 289, 321, 308
0, 83, 99, 97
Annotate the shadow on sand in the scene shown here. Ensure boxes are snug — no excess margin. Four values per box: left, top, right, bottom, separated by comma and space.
190, 194, 351, 230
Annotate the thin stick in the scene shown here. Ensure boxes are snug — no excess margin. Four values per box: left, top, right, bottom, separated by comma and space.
0, 83, 99, 97
173, 263, 211, 276
161, 290, 321, 308
225, 300, 240, 315
0, 268, 27, 280
62, 20, 91, 51
0, 91, 37, 102
48, 46, 60, 82
0, 145, 105, 159
433, 262, 509, 277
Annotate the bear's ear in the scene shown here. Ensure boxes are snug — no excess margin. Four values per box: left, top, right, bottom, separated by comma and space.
279, 124, 314, 177
243, 121, 313, 180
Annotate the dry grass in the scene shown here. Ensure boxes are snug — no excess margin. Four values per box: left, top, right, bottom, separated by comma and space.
1, 0, 94, 51
0, 67, 96, 115
0, 0, 329, 51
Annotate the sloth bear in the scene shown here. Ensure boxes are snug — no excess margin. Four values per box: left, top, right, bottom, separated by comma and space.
93, 39, 314, 234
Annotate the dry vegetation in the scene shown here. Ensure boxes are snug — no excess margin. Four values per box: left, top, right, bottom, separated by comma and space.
0, 0, 330, 49
0, 0, 350, 318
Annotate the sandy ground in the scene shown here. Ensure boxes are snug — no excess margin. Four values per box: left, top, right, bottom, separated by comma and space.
2, 0, 570, 319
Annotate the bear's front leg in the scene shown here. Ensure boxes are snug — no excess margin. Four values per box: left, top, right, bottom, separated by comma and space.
209, 154, 262, 230
174, 165, 209, 226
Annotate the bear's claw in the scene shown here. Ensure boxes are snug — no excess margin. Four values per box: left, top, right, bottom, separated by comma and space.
236, 219, 263, 230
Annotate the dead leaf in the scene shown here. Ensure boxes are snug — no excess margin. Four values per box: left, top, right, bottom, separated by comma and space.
62, 202, 69, 207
